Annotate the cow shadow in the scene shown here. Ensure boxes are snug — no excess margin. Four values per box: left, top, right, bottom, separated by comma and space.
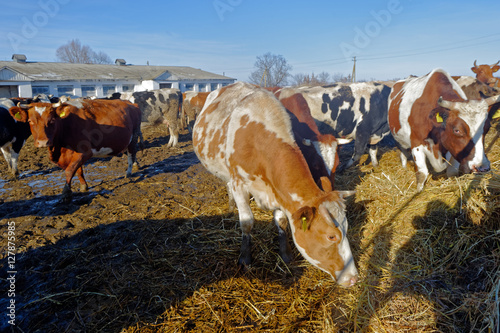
357, 172, 497, 332
0, 215, 310, 333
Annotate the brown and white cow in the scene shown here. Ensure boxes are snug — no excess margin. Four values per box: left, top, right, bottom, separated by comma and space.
181, 91, 210, 132
9, 99, 142, 202
388, 68, 500, 192
273, 87, 341, 189
193, 82, 358, 287
471, 60, 500, 87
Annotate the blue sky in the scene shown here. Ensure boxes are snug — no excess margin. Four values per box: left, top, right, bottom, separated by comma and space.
1, 0, 499, 82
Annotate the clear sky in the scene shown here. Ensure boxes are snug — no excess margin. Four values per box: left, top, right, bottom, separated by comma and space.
1, 0, 499, 82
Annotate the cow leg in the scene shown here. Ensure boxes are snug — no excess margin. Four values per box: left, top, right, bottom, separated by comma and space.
166, 125, 179, 148
75, 166, 88, 192
273, 210, 293, 263
1, 144, 17, 178
60, 153, 87, 203
395, 141, 412, 168
230, 182, 254, 266
368, 144, 379, 167
126, 131, 140, 177
412, 146, 429, 192
227, 183, 236, 214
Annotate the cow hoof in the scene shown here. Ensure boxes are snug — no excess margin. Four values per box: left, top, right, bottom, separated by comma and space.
238, 255, 252, 267
60, 192, 73, 204
132, 163, 140, 173
80, 184, 88, 192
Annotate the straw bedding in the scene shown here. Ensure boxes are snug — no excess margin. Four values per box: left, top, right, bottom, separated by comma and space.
0, 123, 498, 332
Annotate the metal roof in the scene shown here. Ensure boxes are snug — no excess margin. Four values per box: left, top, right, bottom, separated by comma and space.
0, 60, 235, 82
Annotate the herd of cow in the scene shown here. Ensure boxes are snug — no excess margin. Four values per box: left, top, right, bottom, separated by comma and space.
1, 61, 499, 287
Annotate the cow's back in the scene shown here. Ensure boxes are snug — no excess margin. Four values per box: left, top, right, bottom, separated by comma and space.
193, 82, 296, 185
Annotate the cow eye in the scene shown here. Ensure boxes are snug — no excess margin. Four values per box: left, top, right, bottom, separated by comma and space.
327, 235, 338, 242
454, 128, 463, 136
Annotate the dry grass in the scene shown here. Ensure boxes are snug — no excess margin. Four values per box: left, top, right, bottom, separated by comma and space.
122, 128, 500, 332
1, 126, 499, 332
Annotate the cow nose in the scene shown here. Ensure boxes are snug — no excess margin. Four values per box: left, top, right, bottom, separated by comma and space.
35, 139, 49, 147
338, 274, 359, 288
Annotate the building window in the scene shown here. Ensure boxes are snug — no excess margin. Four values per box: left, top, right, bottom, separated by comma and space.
160, 83, 172, 89
122, 85, 134, 92
82, 86, 96, 97
185, 83, 194, 91
57, 85, 74, 96
210, 83, 219, 91
103, 85, 116, 96
32, 86, 50, 95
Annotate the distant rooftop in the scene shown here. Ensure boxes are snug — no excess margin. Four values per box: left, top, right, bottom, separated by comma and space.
0, 55, 234, 82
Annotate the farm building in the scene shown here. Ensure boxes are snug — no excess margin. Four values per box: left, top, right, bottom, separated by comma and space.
0, 54, 236, 98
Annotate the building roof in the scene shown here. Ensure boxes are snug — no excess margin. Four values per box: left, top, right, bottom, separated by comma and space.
0, 60, 235, 82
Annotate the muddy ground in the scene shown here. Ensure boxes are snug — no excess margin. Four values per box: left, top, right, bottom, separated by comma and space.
0, 124, 246, 331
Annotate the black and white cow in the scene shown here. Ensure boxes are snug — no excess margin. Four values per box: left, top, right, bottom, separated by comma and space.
0, 98, 31, 178
110, 89, 183, 147
290, 82, 393, 171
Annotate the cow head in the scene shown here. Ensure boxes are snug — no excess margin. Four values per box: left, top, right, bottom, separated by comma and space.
291, 191, 358, 287
430, 95, 500, 174
471, 60, 500, 86
9, 102, 73, 147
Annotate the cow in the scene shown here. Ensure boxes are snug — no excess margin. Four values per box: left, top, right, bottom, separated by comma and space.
181, 91, 210, 132
0, 98, 31, 178
193, 82, 358, 287
111, 89, 183, 148
294, 82, 393, 171
9, 99, 142, 203
273, 87, 341, 189
471, 60, 500, 87
388, 68, 500, 192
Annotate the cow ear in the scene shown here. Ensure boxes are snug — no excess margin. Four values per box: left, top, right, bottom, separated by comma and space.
492, 65, 500, 73
292, 206, 316, 232
9, 106, 28, 122
56, 105, 73, 118
430, 108, 448, 126
471, 66, 478, 74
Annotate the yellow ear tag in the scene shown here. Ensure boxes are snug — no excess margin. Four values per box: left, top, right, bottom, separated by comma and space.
14, 112, 21, 120
436, 112, 444, 123
301, 217, 308, 232
492, 109, 500, 120
60, 111, 66, 117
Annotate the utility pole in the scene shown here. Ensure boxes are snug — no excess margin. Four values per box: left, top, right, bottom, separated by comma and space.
260, 67, 268, 87
352, 56, 356, 83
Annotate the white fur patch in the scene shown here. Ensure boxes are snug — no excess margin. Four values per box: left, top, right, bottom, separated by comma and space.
91, 147, 113, 157
35, 106, 46, 116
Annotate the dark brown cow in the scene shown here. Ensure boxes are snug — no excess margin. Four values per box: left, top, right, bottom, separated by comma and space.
274, 88, 340, 189
9, 99, 142, 202
471, 60, 500, 87
193, 82, 358, 287
388, 68, 500, 192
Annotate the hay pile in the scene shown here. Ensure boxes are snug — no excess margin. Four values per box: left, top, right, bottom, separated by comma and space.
1, 126, 498, 332
122, 130, 499, 332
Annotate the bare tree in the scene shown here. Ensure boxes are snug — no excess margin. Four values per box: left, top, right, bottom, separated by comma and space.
56, 39, 112, 64
291, 71, 332, 87
249, 52, 292, 87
